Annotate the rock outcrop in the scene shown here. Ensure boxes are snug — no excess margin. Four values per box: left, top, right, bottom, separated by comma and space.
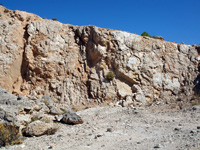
0, 6, 199, 108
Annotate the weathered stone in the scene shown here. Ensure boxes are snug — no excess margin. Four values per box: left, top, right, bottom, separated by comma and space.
122, 96, 133, 107
4, 112, 16, 122
43, 96, 53, 106
17, 114, 31, 126
156, 36, 164, 40
116, 80, 132, 98
178, 44, 189, 54
50, 106, 63, 115
61, 110, 83, 125
0, 6, 199, 107
55, 115, 63, 122
0, 108, 5, 119
25, 120, 56, 137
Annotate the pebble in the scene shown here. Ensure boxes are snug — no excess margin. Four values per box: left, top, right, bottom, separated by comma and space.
174, 128, 180, 131
94, 133, 103, 139
192, 107, 197, 111
190, 130, 195, 134
133, 110, 140, 114
154, 144, 160, 148
106, 128, 112, 132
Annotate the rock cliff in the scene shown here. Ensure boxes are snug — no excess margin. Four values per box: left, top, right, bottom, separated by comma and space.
0, 6, 199, 108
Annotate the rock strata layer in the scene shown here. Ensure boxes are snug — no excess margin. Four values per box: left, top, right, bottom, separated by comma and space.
0, 6, 200, 107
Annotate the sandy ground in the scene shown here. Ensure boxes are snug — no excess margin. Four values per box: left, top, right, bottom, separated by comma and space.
1, 105, 200, 150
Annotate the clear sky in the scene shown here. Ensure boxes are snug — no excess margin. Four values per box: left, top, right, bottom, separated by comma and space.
1, 0, 200, 45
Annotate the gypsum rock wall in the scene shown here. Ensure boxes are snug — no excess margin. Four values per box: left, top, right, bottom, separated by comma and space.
0, 6, 199, 107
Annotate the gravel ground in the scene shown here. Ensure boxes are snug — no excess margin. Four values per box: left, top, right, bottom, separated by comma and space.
1, 105, 200, 150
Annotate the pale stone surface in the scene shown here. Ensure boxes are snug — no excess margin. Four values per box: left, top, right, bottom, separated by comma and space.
116, 80, 132, 98
25, 120, 56, 137
0, 6, 199, 107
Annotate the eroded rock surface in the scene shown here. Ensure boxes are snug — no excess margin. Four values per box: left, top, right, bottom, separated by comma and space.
0, 5, 200, 108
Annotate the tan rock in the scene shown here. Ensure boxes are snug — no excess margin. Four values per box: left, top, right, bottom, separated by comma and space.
25, 120, 57, 137
116, 80, 132, 98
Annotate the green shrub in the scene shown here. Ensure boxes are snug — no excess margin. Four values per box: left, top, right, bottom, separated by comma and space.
141, 32, 151, 37
191, 99, 199, 106
152, 36, 157, 39
141, 32, 161, 39
31, 115, 40, 122
106, 71, 116, 80
0, 123, 22, 147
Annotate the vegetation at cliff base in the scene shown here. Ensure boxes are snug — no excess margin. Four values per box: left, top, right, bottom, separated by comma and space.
0, 123, 22, 147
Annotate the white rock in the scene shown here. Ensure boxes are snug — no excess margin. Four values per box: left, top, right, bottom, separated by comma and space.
116, 80, 132, 98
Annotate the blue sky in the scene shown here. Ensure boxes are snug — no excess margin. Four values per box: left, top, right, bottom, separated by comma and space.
1, 0, 200, 45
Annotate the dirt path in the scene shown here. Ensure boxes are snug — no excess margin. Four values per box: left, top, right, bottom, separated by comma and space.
1, 105, 200, 150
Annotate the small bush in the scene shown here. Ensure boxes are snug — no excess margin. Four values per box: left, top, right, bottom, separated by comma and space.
0, 123, 22, 147
52, 18, 57, 21
46, 127, 58, 135
152, 36, 157, 39
106, 71, 116, 80
191, 99, 199, 106
141, 32, 163, 40
31, 115, 40, 122
141, 32, 151, 37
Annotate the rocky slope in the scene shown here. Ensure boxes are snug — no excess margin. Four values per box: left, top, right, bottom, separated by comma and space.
0, 5, 200, 108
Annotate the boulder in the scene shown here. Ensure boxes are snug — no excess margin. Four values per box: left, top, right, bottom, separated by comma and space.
24, 120, 57, 137
116, 80, 132, 98
61, 110, 83, 125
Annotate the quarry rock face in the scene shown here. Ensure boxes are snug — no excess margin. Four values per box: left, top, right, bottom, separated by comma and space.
0, 6, 199, 107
